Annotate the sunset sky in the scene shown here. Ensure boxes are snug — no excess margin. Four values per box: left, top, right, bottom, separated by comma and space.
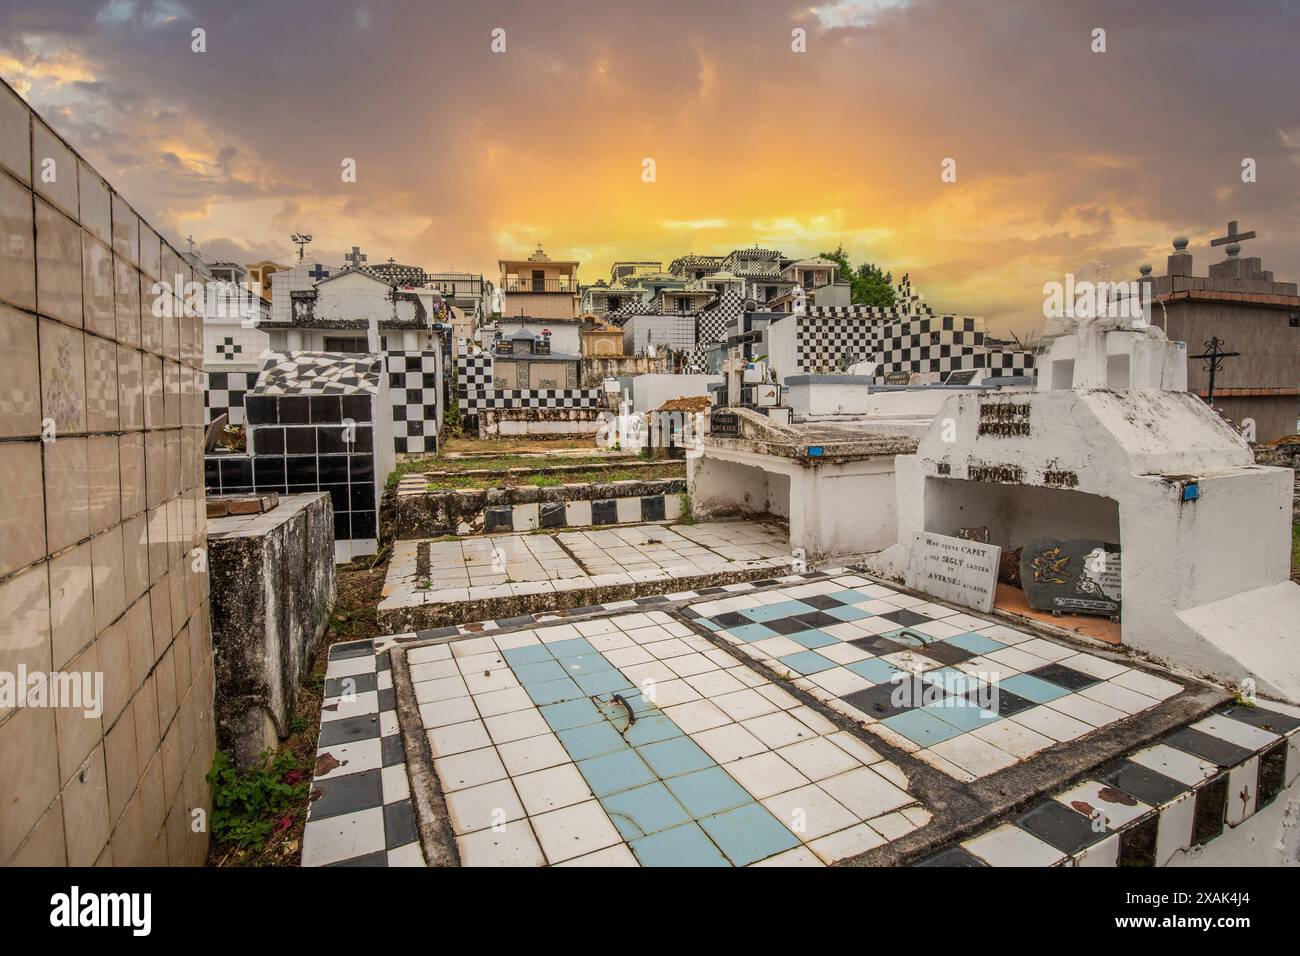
3, 0, 1299, 336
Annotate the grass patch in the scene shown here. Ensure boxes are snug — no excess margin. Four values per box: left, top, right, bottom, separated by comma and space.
206, 750, 309, 854
1292, 523, 1299, 576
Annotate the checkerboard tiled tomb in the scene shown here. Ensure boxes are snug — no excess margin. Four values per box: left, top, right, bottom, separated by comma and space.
456, 350, 603, 415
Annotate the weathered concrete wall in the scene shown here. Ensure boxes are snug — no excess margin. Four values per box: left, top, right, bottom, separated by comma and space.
208, 493, 335, 770
477, 406, 607, 438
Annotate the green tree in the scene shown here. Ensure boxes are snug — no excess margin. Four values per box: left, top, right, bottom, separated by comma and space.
819, 244, 896, 307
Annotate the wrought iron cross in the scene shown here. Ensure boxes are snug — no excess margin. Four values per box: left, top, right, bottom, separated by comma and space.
1210, 220, 1257, 249
343, 246, 367, 268
291, 232, 313, 260
1190, 336, 1240, 405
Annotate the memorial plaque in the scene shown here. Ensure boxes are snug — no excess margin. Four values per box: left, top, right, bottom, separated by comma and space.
709, 410, 740, 437
883, 370, 912, 385
1020, 537, 1121, 617
906, 531, 1002, 613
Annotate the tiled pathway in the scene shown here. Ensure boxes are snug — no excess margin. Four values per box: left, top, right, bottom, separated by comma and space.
689, 577, 1184, 781
410, 611, 924, 866
380, 521, 790, 613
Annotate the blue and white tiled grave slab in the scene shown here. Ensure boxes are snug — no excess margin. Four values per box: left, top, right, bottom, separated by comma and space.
924, 703, 1300, 867
404, 611, 926, 866
302, 640, 425, 866
687, 574, 1186, 781
380, 521, 790, 614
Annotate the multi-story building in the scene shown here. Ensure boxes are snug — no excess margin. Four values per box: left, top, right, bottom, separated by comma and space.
497, 245, 583, 353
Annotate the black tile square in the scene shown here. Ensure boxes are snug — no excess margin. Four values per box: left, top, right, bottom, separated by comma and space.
349, 454, 374, 483
766, 615, 814, 636
540, 501, 566, 528
350, 510, 377, 540
712, 611, 752, 628
1190, 773, 1228, 845
1118, 813, 1159, 867
640, 495, 666, 521
1028, 663, 1100, 691
1257, 740, 1288, 809
843, 684, 914, 720
330, 640, 376, 660
383, 799, 419, 848
351, 483, 375, 511
981, 687, 1036, 718
915, 846, 987, 867
318, 426, 349, 454
381, 734, 405, 768
794, 610, 840, 629
253, 457, 286, 488
309, 769, 382, 820
591, 499, 617, 525
342, 394, 372, 423
219, 456, 252, 488
324, 671, 378, 698
204, 457, 220, 490
310, 395, 343, 424
245, 395, 276, 425
916, 641, 977, 666
1162, 727, 1254, 768
255, 426, 285, 454
326, 850, 386, 867
323, 484, 349, 510
377, 686, 396, 713
279, 395, 310, 424
484, 506, 514, 533
1015, 801, 1107, 854
801, 594, 846, 610
848, 634, 906, 656
287, 456, 317, 484
879, 608, 933, 627
318, 455, 350, 484
1095, 759, 1189, 807
285, 426, 316, 455
332, 512, 350, 538
352, 425, 374, 453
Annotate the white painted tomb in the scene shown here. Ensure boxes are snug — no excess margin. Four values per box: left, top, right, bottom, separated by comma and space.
875, 325, 1300, 703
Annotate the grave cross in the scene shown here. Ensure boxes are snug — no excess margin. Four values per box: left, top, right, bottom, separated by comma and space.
308, 263, 330, 281
1190, 336, 1240, 406
1210, 220, 1257, 250
291, 232, 313, 260
184, 234, 197, 256
343, 246, 368, 268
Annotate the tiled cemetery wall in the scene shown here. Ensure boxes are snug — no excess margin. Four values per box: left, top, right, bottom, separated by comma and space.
206, 349, 442, 453
0, 80, 214, 865
796, 309, 1036, 378
456, 351, 604, 414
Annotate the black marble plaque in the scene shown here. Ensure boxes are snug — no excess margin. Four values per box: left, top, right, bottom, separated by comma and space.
1020, 537, 1121, 616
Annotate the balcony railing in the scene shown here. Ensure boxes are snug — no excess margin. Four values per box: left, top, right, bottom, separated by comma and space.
501, 277, 577, 294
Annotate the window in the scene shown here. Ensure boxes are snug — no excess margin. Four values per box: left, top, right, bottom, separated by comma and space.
323, 336, 369, 352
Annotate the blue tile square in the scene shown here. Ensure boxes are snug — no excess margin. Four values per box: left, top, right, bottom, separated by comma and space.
540, 697, 604, 731
786, 629, 839, 649
827, 589, 871, 604
697, 618, 721, 631
664, 766, 752, 817
557, 721, 627, 760
637, 736, 714, 778
622, 713, 683, 746
630, 822, 731, 867
546, 637, 598, 660
728, 622, 779, 642
558, 652, 613, 677
744, 601, 814, 623
776, 650, 838, 675
825, 605, 870, 622
574, 669, 634, 696
699, 803, 799, 866
880, 708, 967, 746
1001, 673, 1070, 703
513, 659, 567, 685
946, 631, 1006, 655
578, 749, 656, 797
845, 657, 904, 685
602, 782, 691, 840
922, 699, 999, 732
525, 677, 584, 706
502, 644, 552, 667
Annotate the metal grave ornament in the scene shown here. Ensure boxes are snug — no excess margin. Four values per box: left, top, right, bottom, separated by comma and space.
1020, 537, 1121, 617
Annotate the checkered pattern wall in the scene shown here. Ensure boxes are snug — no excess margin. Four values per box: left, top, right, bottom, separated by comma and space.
204, 370, 257, 426
206, 348, 447, 453
455, 350, 604, 413
386, 350, 442, 454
